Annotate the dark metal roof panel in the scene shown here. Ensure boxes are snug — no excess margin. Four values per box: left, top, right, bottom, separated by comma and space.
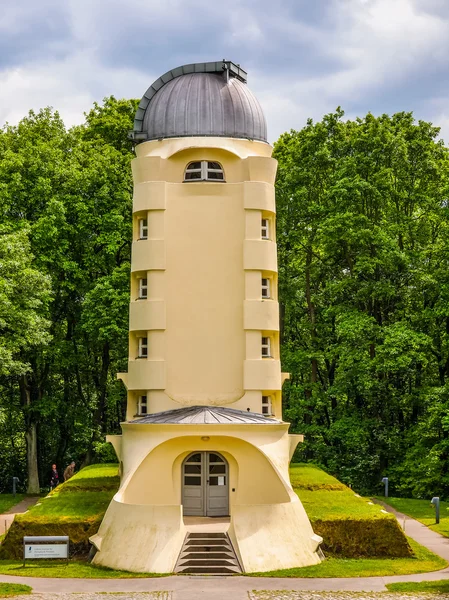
128, 405, 281, 425
131, 60, 267, 143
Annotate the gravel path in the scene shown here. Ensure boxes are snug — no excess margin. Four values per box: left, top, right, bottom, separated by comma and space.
13, 593, 449, 599
249, 594, 448, 600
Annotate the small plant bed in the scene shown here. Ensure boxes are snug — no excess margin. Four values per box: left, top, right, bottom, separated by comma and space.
0, 464, 120, 559
0, 495, 26, 514
379, 497, 449, 538
290, 464, 412, 557
248, 537, 447, 577
0, 559, 165, 578
0, 583, 31, 597
387, 579, 449, 593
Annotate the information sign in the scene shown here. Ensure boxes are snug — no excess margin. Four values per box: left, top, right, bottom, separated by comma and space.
24, 544, 68, 559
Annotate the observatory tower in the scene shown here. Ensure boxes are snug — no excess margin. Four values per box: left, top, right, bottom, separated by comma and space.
91, 61, 322, 573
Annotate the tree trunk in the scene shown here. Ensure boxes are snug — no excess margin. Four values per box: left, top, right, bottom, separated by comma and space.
19, 374, 40, 494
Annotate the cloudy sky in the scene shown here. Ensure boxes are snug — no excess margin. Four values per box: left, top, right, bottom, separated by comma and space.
1, 0, 449, 143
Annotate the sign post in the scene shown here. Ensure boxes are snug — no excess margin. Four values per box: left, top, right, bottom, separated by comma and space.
23, 536, 69, 566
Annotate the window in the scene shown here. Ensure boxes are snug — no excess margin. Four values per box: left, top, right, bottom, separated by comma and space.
262, 277, 271, 299
184, 161, 224, 182
138, 337, 148, 358
261, 336, 271, 358
138, 395, 148, 415
139, 218, 148, 239
138, 278, 148, 299
261, 218, 270, 239
262, 395, 272, 416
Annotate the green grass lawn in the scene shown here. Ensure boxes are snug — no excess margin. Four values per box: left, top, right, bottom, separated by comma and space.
0, 560, 165, 579
387, 579, 449, 593
0, 496, 26, 514
0, 583, 31, 597
16, 463, 118, 521
379, 497, 449, 538
291, 464, 391, 519
248, 537, 446, 577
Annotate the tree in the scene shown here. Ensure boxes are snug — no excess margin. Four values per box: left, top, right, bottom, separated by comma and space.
0, 98, 135, 491
274, 110, 449, 495
0, 228, 51, 492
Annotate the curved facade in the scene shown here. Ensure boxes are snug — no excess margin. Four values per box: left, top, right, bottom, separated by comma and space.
93, 61, 322, 575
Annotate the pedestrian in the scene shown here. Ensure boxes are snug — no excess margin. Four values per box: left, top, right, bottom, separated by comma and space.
63, 460, 76, 482
50, 463, 59, 490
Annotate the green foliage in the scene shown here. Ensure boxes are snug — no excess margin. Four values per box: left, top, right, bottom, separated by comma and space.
0, 228, 51, 376
276, 110, 449, 497
0, 97, 133, 491
248, 538, 446, 577
290, 464, 412, 557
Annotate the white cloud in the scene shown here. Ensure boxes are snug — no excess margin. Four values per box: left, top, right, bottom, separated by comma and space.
1, 0, 449, 143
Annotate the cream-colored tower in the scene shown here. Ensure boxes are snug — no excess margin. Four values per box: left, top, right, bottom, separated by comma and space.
91, 61, 322, 574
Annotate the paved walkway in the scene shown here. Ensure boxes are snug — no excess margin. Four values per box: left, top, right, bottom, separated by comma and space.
0, 504, 449, 598
0, 497, 39, 536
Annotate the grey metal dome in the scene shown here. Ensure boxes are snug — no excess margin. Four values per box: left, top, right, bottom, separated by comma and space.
131, 61, 267, 143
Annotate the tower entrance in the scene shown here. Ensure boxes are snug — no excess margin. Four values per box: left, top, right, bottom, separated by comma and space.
182, 451, 229, 517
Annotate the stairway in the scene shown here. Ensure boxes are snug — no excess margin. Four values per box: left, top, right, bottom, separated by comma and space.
174, 532, 242, 575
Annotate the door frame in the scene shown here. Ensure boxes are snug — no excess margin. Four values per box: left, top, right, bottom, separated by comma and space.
181, 451, 229, 517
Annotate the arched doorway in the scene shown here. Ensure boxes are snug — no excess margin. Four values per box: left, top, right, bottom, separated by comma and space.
182, 451, 229, 517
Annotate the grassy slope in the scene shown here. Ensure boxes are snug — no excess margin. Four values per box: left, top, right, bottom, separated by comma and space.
379, 496, 449, 538
0, 464, 119, 559
290, 463, 413, 558
0, 496, 26, 514
291, 464, 389, 518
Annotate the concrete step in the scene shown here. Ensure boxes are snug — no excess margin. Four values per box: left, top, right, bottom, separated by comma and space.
182, 545, 231, 553
179, 566, 240, 574
175, 531, 242, 575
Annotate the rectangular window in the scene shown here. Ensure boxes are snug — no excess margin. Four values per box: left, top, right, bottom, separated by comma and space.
262, 277, 271, 299
139, 218, 148, 239
262, 395, 272, 416
138, 395, 148, 415
138, 337, 148, 358
261, 218, 270, 240
261, 336, 271, 358
138, 278, 148, 299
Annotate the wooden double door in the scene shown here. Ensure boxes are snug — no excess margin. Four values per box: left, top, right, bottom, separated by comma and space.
182, 451, 229, 517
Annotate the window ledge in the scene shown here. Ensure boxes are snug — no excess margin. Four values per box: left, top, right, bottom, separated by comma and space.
183, 180, 226, 183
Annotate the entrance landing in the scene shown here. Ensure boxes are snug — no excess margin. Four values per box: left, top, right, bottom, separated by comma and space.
183, 516, 230, 533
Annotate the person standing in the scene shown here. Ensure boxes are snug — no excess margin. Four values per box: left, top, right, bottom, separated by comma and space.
63, 461, 76, 482
50, 464, 59, 490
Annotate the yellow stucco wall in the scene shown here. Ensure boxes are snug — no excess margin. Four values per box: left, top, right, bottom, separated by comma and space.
95, 135, 322, 573
94, 424, 320, 573
120, 137, 283, 418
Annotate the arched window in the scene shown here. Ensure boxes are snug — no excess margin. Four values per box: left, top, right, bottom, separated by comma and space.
184, 161, 225, 182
